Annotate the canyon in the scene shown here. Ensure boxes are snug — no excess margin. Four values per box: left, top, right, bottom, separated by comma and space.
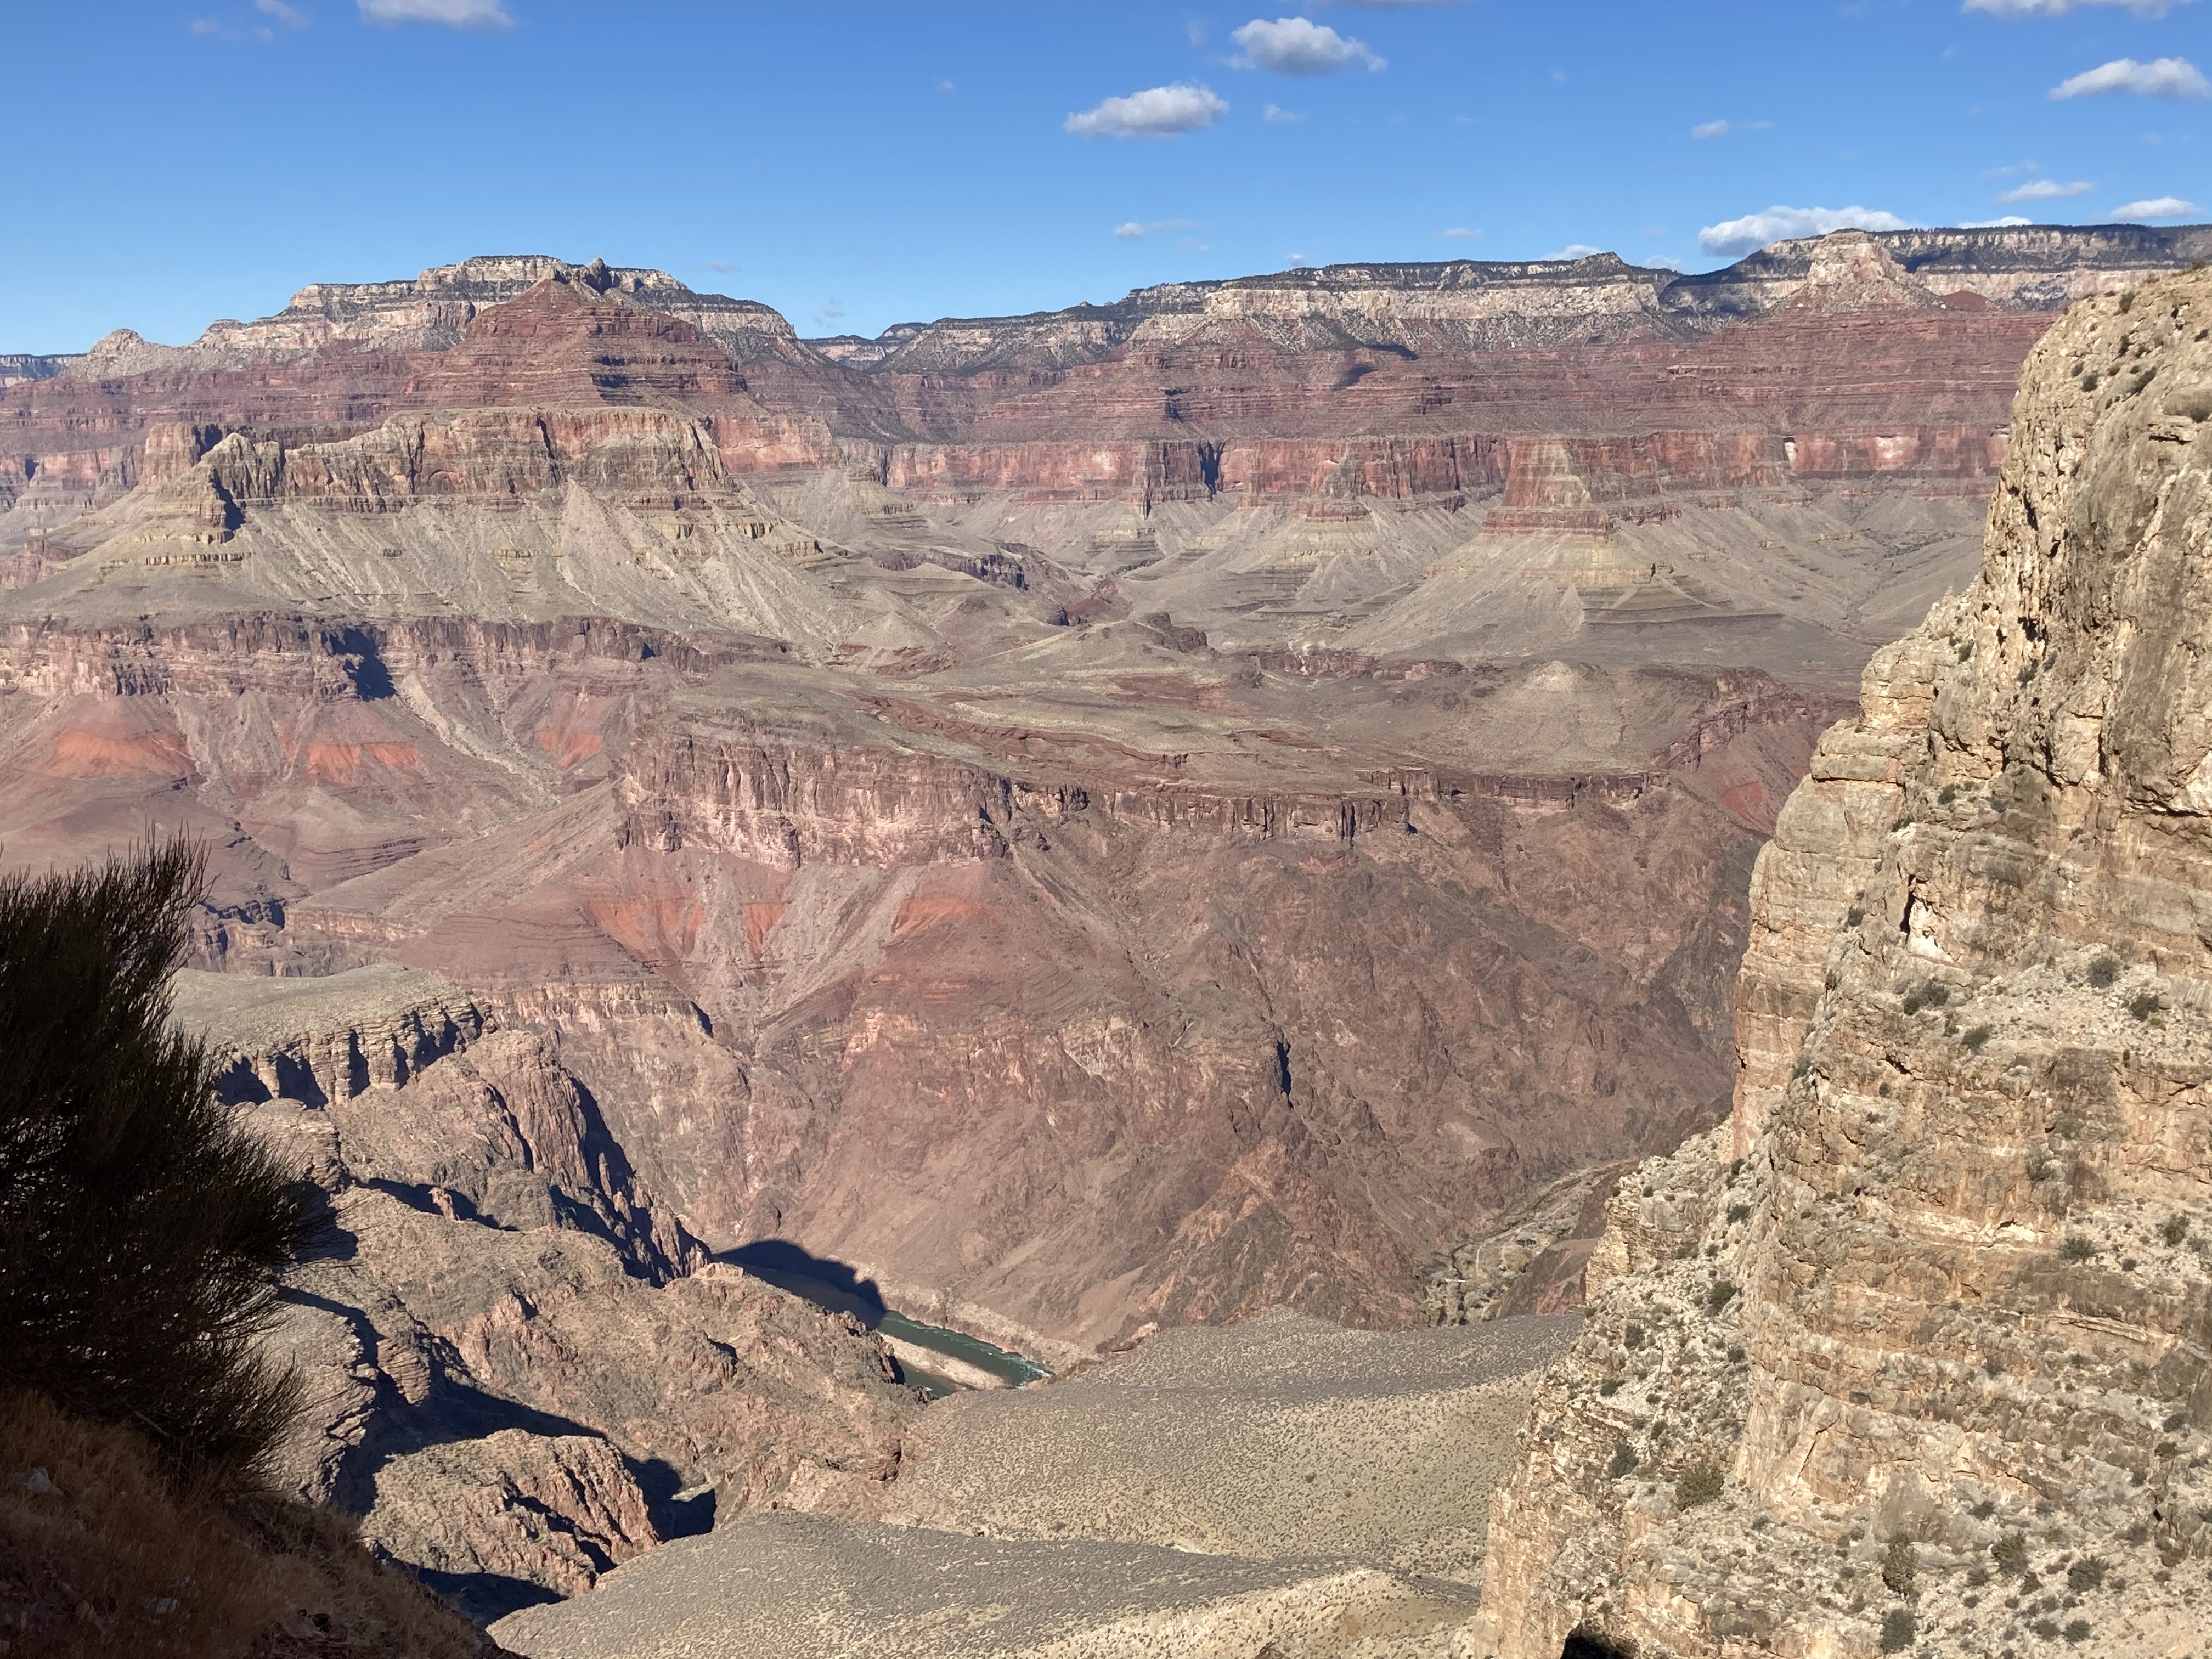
5, 223, 2209, 1628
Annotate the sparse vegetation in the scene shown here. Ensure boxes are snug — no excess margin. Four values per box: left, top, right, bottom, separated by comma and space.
1971, 1500, 1997, 1520
1726, 1203, 1751, 1224
1609, 1441, 1638, 1479
1624, 1323, 1647, 1351
1675, 1463, 1724, 1509
0, 842, 317, 1487
1825, 969, 1841, 991
1938, 783, 1959, 806
1882, 1535, 1917, 1595
2028, 1155, 2055, 1183
2063, 1618, 2093, 1645
1599, 1378, 1623, 1397
2081, 371, 2101, 393
1846, 904, 1866, 928
2089, 955, 2120, 989
2061, 1235, 2097, 1264
2067, 1556, 2108, 1593
2163, 1217, 2190, 1246
2128, 990, 2162, 1022
1707, 1280, 1739, 1314
2163, 1412, 2189, 1432
1880, 1608, 1916, 1653
1923, 983, 1950, 1008
1902, 990, 1923, 1015
1726, 1346, 1746, 1364
1963, 1024, 1993, 1052
1994, 1532, 2030, 1576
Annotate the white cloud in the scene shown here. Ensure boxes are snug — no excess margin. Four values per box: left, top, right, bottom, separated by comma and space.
1232, 18, 1385, 75
1692, 120, 1731, 139
359, 0, 509, 23
2112, 195, 2202, 218
1646, 254, 1687, 272
1996, 178, 2094, 201
1967, 0, 2192, 15
1066, 83, 1229, 138
257, 0, 307, 22
1697, 204, 1918, 256
1113, 219, 1203, 240
1963, 215, 2037, 227
2050, 58, 2210, 101
703, 261, 738, 273
1435, 227, 1482, 239
1539, 244, 1606, 261
1263, 103, 1307, 123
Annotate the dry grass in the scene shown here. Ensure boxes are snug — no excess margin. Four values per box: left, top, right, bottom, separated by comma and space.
0, 1388, 487, 1657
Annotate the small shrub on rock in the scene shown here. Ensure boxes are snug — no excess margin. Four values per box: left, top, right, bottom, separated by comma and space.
2128, 991, 2162, 1022
1609, 1441, 1638, 1479
2089, 955, 2120, 989
1971, 1499, 1997, 1520
2061, 1235, 2097, 1263
1707, 1280, 1739, 1314
2063, 1619, 2092, 1645
1624, 1323, 1647, 1351
1598, 1377, 1623, 1397
1675, 1463, 1724, 1509
1726, 1203, 1751, 1224
1993, 1533, 2030, 1576
2162, 1216, 2188, 1246
2067, 1557, 2107, 1593
1963, 1024, 1993, 1052
1879, 1609, 1916, 1653
1882, 1536, 1917, 1595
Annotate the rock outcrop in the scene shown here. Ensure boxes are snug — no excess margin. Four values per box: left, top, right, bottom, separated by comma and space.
173, 966, 919, 1622
1472, 269, 2212, 1658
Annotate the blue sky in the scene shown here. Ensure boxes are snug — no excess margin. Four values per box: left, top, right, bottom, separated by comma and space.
1, 0, 2206, 351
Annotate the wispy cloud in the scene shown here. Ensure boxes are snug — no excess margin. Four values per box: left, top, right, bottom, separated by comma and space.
358, 0, 511, 25
1066, 83, 1228, 138
1697, 204, 1917, 257
703, 261, 739, 273
257, 0, 308, 23
1692, 120, 1732, 139
191, 2, 305, 41
1963, 215, 2037, 227
1996, 178, 2094, 201
2112, 195, 2202, 218
2050, 58, 2210, 100
1539, 244, 1606, 261
1967, 0, 2192, 15
1231, 17, 1385, 75
1435, 227, 1482, 239
1263, 103, 1307, 123
1113, 219, 1203, 240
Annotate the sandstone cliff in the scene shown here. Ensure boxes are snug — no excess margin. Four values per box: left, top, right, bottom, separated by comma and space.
1473, 269, 2212, 1658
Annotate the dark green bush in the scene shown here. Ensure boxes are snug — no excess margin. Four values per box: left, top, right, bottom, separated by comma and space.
2067, 1556, 2107, 1593
1598, 1377, 1623, 1397
2032, 1617, 2061, 1640
1707, 1280, 1739, 1314
0, 843, 315, 1487
1880, 1608, 1916, 1653
1675, 1463, 1723, 1509
1726, 1203, 1751, 1224
1882, 1535, 1917, 1595
1963, 1025, 1993, 1052
2129, 991, 2162, 1022
2061, 1235, 2097, 1263
1993, 1532, 2029, 1576
1624, 1322, 1646, 1350
1923, 983, 1950, 1009
2163, 1217, 2189, 1246
1609, 1441, 1638, 1479
2063, 1619, 2092, 1645
2088, 955, 2120, 989
1970, 1499, 1997, 1520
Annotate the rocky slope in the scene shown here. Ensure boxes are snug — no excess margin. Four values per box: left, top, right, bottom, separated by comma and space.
0, 227, 2194, 1364
175, 966, 918, 1622
490, 1311, 1572, 1659
1472, 267, 2212, 1657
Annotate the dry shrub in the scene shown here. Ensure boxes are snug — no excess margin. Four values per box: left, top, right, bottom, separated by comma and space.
0, 1387, 486, 1657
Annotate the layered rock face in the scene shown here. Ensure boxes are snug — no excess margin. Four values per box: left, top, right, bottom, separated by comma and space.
0, 227, 2194, 1367
1474, 269, 2212, 1657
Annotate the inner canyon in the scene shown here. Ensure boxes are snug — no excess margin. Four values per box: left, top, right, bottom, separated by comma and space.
7, 223, 2212, 1652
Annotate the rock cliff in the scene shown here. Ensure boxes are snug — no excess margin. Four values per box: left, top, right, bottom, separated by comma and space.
1473, 268, 2212, 1658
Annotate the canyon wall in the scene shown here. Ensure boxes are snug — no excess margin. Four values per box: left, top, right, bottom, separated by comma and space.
2, 227, 2199, 1365
1474, 268, 2212, 1659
